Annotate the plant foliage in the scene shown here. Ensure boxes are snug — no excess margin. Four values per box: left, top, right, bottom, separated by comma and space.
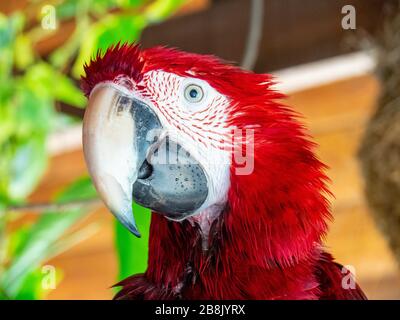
0, 0, 185, 299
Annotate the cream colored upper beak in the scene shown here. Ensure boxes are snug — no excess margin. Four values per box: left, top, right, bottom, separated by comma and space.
82, 84, 140, 236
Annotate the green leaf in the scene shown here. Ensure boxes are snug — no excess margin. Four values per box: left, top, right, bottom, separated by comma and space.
53, 75, 85, 108
71, 0, 184, 79
55, 176, 97, 203
56, 0, 83, 20
0, 84, 16, 146
144, 0, 185, 23
14, 84, 54, 135
72, 14, 147, 78
0, 176, 96, 298
8, 137, 48, 201
115, 202, 151, 280
96, 15, 147, 51
0, 209, 82, 298
0, 12, 24, 48
22, 63, 85, 108
57, 0, 119, 19
0, 83, 54, 202
117, 0, 147, 9
0, 13, 24, 78
14, 35, 33, 70
6, 224, 31, 259
13, 269, 44, 300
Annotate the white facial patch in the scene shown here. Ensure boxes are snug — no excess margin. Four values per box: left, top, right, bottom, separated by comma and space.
139, 70, 232, 223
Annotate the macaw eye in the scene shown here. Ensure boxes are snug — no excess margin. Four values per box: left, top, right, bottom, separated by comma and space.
184, 84, 204, 103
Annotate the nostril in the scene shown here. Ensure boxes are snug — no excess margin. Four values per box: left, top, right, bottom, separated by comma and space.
137, 159, 153, 180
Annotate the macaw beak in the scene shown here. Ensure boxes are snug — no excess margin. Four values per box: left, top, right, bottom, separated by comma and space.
82, 84, 209, 237
82, 85, 144, 237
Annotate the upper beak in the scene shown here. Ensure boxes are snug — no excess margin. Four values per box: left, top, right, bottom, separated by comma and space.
82, 85, 161, 237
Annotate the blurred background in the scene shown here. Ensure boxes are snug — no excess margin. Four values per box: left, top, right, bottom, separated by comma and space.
0, 0, 400, 300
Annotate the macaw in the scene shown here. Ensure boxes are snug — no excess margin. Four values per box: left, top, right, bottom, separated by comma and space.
81, 44, 366, 300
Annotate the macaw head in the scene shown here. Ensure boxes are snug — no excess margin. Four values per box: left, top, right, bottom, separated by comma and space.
82, 44, 330, 263
82, 44, 234, 237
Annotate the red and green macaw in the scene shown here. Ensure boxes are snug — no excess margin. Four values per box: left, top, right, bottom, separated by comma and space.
81, 44, 366, 300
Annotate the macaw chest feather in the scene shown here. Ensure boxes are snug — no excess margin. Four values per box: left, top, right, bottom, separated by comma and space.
114, 208, 366, 300
115, 212, 321, 300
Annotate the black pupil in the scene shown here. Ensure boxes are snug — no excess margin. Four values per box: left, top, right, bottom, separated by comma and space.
189, 89, 198, 99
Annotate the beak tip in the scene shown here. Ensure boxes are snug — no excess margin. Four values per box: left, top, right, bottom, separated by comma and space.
126, 219, 141, 238
130, 228, 141, 238
122, 220, 142, 238
113, 209, 141, 238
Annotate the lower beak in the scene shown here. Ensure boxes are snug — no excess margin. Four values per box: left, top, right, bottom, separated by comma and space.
82, 85, 161, 237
